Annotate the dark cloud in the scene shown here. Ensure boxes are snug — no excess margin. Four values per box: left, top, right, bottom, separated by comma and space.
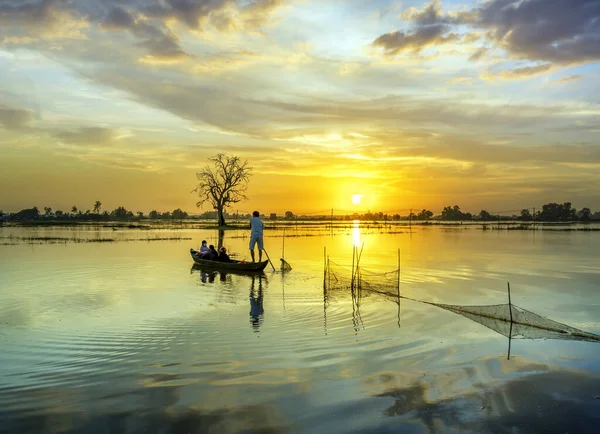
0, 105, 35, 129
145, 0, 230, 29
374, 0, 600, 67
0, 0, 283, 58
101, 6, 135, 30
372, 24, 459, 55
477, 0, 600, 64
0, 0, 61, 26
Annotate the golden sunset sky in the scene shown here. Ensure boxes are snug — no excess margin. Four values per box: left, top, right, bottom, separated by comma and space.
1, 0, 599, 215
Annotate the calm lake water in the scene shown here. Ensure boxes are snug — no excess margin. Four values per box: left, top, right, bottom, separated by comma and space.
1, 224, 599, 433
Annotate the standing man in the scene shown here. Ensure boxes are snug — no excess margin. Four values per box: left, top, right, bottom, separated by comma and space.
249, 210, 264, 262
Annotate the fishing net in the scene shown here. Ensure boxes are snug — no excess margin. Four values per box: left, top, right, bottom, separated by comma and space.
280, 258, 292, 272
324, 260, 400, 302
429, 302, 600, 342
323, 251, 600, 344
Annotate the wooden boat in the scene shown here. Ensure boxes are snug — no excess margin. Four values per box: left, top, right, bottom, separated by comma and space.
190, 249, 269, 272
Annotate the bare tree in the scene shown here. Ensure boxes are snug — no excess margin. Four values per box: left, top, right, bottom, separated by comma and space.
193, 153, 252, 226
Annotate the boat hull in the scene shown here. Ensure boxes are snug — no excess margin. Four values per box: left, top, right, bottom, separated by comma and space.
190, 249, 268, 272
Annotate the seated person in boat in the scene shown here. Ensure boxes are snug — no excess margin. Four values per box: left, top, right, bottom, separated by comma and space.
217, 247, 235, 263
199, 240, 209, 255
201, 245, 218, 260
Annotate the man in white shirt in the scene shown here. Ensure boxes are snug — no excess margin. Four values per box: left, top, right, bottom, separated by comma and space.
249, 210, 264, 262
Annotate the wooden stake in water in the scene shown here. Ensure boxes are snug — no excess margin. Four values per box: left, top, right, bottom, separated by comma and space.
397, 248, 401, 298
351, 245, 356, 292
323, 246, 327, 290
507, 281, 513, 323
397, 248, 401, 328
507, 318, 513, 360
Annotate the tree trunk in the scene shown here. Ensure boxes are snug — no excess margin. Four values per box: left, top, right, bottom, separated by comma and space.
217, 229, 224, 249
217, 204, 226, 227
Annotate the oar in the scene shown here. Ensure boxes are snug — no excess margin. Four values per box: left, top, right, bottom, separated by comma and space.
263, 248, 276, 271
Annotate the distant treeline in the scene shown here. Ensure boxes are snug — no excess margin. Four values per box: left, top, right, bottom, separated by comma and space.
344, 203, 599, 222
1, 201, 599, 223
0, 204, 191, 222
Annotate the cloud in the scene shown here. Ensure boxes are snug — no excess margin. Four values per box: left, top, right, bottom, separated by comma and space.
372, 0, 600, 70
139, 0, 283, 33
399, 0, 475, 26
469, 47, 487, 61
371, 25, 460, 56
0, 105, 35, 129
477, 0, 600, 64
0, 0, 284, 61
548, 75, 584, 85
446, 76, 473, 85
481, 63, 554, 81
0, 0, 89, 41
55, 127, 117, 146
101, 6, 135, 31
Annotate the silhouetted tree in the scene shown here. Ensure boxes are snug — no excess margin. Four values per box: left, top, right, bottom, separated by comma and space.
55, 210, 64, 218
111, 206, 129, 219
172, 209, 188, 219
44, 207, 52, 216
441, 205, 471, 221
537, 202, 577, 221
193, 153, 252, 226
285, 211, 294, 219
416, 209, 433, 220
12, 207, 40, 220
479, 210, 493, 221
71, 206, 78, 215
137, 211, 144, 218
518, 209, 533, 221
93, 201, 102, 214
580, 207, 591, 221
149, 210, 159, 219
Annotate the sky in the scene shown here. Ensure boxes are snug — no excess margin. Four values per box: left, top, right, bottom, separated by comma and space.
0, 0, 599, 215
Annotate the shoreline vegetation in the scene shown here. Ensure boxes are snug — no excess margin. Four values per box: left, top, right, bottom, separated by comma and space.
1, 202, 599, 231
2, 219, 600, 231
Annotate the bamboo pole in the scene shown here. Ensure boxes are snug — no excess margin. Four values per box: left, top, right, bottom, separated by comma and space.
507, 282, 513, 323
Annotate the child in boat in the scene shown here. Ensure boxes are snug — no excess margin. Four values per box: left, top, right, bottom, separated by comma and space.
201, 245, 218, 260
199, 240, 209, 255
217, 247, 234, 263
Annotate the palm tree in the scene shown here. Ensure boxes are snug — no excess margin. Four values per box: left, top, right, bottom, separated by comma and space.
93, 201, 102, 214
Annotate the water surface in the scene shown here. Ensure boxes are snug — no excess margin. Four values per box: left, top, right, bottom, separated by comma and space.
1, 224, 599, 433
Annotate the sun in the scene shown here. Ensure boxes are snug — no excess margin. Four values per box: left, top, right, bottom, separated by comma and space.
351, 194, 363, 205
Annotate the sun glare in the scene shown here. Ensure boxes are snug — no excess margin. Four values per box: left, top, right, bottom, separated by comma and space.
351, 194, 363, 205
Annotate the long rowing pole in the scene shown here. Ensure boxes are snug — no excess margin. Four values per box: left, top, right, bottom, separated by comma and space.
263, 248, 276, 271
